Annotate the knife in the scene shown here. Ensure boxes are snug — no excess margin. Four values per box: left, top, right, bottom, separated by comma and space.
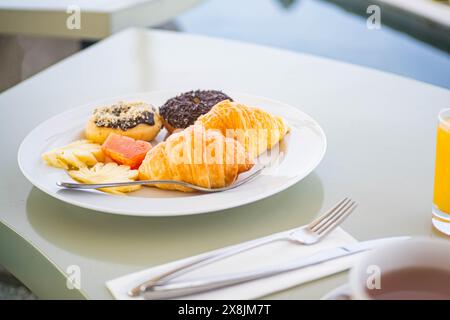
143, 236, 410, 299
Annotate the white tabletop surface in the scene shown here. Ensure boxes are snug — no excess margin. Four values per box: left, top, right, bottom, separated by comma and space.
0, 0, 203, 39
0, 28, 449, 299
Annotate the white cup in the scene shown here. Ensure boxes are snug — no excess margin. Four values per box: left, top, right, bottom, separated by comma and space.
328, 238, 450, 300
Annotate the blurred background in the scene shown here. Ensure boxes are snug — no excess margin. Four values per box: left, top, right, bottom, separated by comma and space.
1, 0, 449, 93
0, 0, 449, 298
177, 0, 450, 88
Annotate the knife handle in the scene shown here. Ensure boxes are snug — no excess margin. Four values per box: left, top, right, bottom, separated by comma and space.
129, 231, 291, 297
143, 248, 349, 300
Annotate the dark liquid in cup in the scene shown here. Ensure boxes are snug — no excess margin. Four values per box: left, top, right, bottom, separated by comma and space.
367, 267, 450, 300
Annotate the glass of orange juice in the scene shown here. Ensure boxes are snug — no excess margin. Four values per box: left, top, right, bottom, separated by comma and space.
433, 108, 450, 231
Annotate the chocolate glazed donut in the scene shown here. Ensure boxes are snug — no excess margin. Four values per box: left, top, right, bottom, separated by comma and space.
159, 90, 233, 133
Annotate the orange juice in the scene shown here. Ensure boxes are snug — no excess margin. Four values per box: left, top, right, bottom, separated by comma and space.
433, 117, 450, 214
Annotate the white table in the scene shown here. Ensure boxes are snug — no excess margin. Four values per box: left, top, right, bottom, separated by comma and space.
0, 0, 203, 39
0, 28, 449, 299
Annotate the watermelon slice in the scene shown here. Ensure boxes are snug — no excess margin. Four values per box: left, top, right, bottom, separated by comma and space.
101, 133, 152, 169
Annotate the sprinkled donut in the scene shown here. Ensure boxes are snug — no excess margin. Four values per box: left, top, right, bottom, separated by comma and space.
85, 101, 162, 144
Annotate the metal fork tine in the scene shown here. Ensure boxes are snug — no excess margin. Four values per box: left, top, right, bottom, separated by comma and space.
315, 200, 355, 232
317, 202, 357, 236
308, 197, 350, 230
316, 201, 357, 235
308, 197, 349, 229
311, 199, 353, 233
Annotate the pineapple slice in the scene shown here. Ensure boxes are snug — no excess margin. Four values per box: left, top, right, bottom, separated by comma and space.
42, 140, 104, 170
68, 163, 141, 195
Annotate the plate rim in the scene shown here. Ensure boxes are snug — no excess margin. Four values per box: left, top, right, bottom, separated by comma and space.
17, 90, 327, 217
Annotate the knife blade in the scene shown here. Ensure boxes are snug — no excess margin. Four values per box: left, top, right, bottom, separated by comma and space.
143, 236, 410, 299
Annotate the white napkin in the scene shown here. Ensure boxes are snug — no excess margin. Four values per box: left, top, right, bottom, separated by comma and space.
106, 227, 358, 300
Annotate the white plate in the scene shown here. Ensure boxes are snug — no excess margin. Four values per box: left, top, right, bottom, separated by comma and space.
18, 91, 326, 217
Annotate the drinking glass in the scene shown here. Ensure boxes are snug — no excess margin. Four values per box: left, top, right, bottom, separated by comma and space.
432, 108, 450, 234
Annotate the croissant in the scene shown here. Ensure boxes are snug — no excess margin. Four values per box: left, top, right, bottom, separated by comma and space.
138, 124, 253, 192
197, 100, 290, 157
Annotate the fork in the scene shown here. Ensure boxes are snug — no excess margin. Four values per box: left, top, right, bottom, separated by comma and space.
128, 197, 357, 297
56, 164, 266, 193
